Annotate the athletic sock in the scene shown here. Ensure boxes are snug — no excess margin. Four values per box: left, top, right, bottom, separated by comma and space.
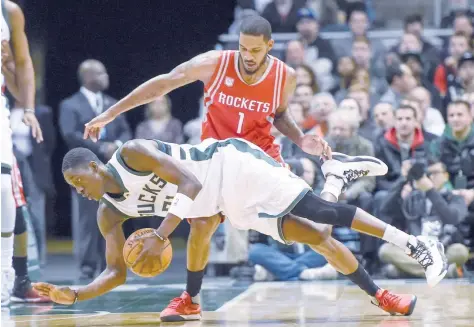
12, 257, 27, 277
186, 269, 205, 302
321, 175, 345, 200
345, 263, 379, 297
382, 225, 415, 252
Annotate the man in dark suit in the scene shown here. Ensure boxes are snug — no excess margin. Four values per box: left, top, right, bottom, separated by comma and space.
59, 59, 132, 279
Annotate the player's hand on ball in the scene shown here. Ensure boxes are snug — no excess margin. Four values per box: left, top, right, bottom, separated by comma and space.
84, 111, 116, 142
300, 134, 332, 159
32, 282, 76, 305
132, 233, 167, 275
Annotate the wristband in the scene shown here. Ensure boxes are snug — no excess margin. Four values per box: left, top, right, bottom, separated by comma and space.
24, 108, 35, 114
167, 193, 193, 219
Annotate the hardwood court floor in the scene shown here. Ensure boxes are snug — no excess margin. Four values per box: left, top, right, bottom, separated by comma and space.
3, 280, 474, 326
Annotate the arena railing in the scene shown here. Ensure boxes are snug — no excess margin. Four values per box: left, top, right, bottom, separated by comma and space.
216, 28, 454, 52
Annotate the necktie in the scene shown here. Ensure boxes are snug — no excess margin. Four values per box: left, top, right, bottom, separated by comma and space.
95, 94, 103, 115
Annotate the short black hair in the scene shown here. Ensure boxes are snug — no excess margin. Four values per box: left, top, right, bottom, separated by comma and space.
385, 63, 404, 85
62, 147, 102, 174
404, 14, 423, 27
240, 15, 272, 41
395, 104, 418, 119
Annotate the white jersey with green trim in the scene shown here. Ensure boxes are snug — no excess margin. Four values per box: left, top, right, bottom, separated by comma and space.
101, 138, 311, 230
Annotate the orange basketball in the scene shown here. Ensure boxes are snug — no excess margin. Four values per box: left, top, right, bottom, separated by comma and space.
122, 228, 172, 278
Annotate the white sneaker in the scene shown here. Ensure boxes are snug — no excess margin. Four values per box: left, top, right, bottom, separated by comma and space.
321, 153, 388, 185
253, 264, 271, 282
406, 236, 448, 287
299, 263, 338, 281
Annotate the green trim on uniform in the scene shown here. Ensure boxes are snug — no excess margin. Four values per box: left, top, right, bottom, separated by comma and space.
152, 140, 172, 156
114, 148, 150, 176
258, 188, 310, 219
188, 139, 281, 167
180, 148, 186, 160
105, 163, 129, 202
100, 198, 135, 219
1, 162, 12, 170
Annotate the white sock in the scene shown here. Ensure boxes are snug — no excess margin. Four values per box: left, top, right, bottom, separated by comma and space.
1, 235, 14, 272
321, 175, 345, 200
382, 225, 416, 252
191, 293, 201, 305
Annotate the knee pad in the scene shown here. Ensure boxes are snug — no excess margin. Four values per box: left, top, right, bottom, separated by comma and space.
291, 192, 357, 228
14, 207, 27, 235
1, 174, 16, 233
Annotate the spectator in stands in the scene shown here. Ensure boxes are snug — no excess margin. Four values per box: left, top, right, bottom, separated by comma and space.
285, 41, 325, 92
351, 36, 387, 94
373, 102, 395, 133
408, 86, 446, 137
373, 104, 426, 222
331, 56, 356, 95
326, 108, 375, 207
399, 98, 438, 144
379, 158, 469, 279
228, 8, 259, 34
400, 52, 442, 109
285, 40, 306, 68
59, 59, 132, 279
380, 63, 417, 108
135, 95, 184, 143
306, 92, 337, 137
347, 85, 378, 142
444, 52, 474, 118
295, 64, 319, 93
452, 12, 474, 48
293, 84, 315, 129
433, 32, 471, 97
403, 14, 438, 58
441, 0, 474, 29
306, 0, 340, 28
261, 0, 305, 33
296, 7, 337, 91
431, 100, 474, 190
334, 6, 386, 73
397, 33, 439, 82
461, 91, 474, 115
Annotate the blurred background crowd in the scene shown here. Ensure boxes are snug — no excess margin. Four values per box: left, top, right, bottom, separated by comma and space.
6, 0, 474, 283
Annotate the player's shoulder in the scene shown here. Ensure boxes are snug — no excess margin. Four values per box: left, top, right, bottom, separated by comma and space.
189, 50, 222, 69
271, 56, 296, 80
4, 0, 24, 21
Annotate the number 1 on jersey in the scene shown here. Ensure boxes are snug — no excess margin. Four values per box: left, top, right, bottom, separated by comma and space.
237, 112, 245, 134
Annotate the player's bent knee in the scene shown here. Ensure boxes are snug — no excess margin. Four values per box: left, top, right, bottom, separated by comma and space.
189, 215, 220, 242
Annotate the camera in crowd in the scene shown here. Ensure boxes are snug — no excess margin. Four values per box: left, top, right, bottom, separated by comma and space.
406, 158, 427, 182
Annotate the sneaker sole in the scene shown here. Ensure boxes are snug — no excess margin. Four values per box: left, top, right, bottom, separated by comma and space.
405, 295, 417, 316
428, 268, 448, 288
327, 153, 388, 176
160, 314, 201, 322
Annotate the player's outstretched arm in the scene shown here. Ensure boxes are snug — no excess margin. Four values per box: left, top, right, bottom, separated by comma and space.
83, 51, 220, 142
120, 140, 202, 268
34, 203, 127, 304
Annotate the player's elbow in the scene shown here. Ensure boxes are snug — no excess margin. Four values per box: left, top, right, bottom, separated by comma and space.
112, 270, 127, 286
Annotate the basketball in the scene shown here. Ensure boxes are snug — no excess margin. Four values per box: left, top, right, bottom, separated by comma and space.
122, 228, 173, 278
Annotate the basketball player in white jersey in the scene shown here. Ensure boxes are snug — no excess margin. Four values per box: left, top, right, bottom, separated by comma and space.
81, 16, 431, 317
34, 139, 446, 313
1, 0, 43, 306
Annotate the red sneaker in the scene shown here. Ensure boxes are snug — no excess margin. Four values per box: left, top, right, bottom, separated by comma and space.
372, 289, 417, 316
10, 276, 52, 303
160, 291, 201, 322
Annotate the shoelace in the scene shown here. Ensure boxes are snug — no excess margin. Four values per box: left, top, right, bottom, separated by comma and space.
343, 169, 369, 183
380, 291, 402, 309
167, 296, 187, 309
408, 241, 434, 270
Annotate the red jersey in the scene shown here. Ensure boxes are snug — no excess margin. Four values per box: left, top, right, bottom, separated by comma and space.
201, 50, 287, 162
11, 156, 27, 208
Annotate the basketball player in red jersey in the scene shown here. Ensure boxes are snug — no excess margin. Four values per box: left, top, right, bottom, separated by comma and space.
84, 16, 419, 319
